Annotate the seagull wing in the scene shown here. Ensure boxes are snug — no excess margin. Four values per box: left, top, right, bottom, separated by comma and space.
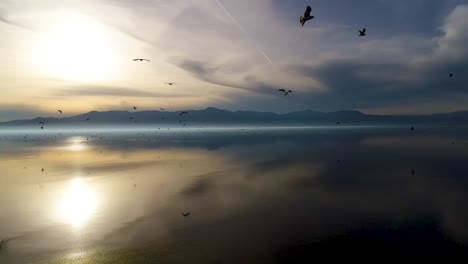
304, 6, 312, 17
278, 89, 286, 93
363, 28, 366, 33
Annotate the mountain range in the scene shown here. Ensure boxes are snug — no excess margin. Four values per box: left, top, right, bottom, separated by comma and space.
1, 107, 468, 127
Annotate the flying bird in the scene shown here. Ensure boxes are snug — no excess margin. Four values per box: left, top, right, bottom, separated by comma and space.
300, 6, 314, 26
57, 110, 62, 114
86, 118, 90, 121
278, 89, 292, 96
181, 212, 191, 217
180, 111, 188, 116
133, 58, 150, 62
449, 73, 454, 77
133, 106, 137, 110
410, 126, 415, 131
165, 82, 176, 86
358, 28, 366, 36
41, 126, 44, 130
411, 170, 415, 175
160, 108, 165, 111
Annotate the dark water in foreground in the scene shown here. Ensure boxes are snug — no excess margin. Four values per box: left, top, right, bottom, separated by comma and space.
1, 126, 468, 263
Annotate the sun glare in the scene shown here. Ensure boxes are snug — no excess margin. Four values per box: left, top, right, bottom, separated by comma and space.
66, 137, 87, 152
58, 178, 98, 228
34, 11, 120, 82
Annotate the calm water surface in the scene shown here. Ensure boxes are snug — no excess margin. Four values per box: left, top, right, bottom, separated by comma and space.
1, 126, 468, 263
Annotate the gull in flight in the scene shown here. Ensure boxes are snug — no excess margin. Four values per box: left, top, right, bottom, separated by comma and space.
358, 28, 366, 36
300, 6, 314, 26
165, 82, 176, 86
180, 111, 188, 116
133, 58, 150, 62
278, 89, 292, 96
57, 110, 62, 114
181, 212, 191, 217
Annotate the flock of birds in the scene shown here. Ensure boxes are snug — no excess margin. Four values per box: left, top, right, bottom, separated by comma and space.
60, 4, 452, 130
0, 4, 461, 251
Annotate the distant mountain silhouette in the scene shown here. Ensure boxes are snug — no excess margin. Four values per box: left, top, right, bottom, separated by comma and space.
1, 107, 468, 126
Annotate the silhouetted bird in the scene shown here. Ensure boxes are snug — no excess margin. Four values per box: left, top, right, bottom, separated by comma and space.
410, 126, 414, 131
133, 106, 137, 110
449, 73, 454, 77
133, 58, 150, 62
24, 135, 28, 139
57, 110, 62, 114
129, 117, 134, 120
86, 118, 90, 121
278, 89, 292, 96
336, 122, 341, 125
300, 6, 314, 26
359, 28, 366, 36
41, 126, 44, 130
165, 82, 176, 85
180, 111, 188, 116
160, 108, 165, 111
41, 168, 44, 172
411, 170, 415, 175
181, 212, 191, 217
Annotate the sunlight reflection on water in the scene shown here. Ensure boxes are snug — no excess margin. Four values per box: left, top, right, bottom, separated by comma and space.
58, 178, 98, 228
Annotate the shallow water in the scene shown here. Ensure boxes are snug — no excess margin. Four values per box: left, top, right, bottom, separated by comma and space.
1, 126, 468, 263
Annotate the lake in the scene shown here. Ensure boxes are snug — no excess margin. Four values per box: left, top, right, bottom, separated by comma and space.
1, 126, 468, 263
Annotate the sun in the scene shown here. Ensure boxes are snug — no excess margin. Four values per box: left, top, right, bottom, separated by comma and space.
34, 11, 120, 82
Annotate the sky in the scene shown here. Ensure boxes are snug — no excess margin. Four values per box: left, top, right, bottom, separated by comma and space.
1, 0, 468, 121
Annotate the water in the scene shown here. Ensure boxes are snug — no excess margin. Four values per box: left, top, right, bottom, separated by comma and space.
1, 126, 468, 263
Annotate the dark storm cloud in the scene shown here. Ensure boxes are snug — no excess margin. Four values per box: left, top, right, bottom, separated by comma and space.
287, 59, 468, 110
271, 0, 463, 36
172, 58, 282, 96
172, 3, 468, 112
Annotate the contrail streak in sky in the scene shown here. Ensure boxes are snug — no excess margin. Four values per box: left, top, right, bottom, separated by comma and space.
214, 0, 273, 65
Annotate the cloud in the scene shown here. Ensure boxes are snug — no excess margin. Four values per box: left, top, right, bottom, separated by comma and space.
54, 86, 196, 98
0, 11, 35, 31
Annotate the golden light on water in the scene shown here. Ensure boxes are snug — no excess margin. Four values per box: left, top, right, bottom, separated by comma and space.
67, 137, 88, 152
58, 178, 98, 228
